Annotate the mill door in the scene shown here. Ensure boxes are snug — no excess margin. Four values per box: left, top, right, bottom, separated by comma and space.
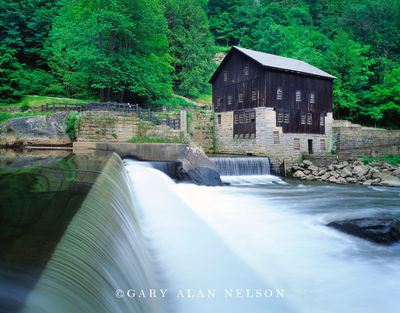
308, 139, 313, 154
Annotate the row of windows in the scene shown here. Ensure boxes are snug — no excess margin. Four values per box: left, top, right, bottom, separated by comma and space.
277, 112, 325, 126
223, 66, 250, 82
234, 110, 256, 124
216, 89, 315, 108
278, 88, 315, 103
272, 133, 326, 151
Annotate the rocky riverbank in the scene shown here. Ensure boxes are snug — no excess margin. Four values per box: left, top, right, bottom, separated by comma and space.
292, 159, 400, 187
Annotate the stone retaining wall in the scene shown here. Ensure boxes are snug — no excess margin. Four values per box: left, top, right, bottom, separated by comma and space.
333, 121, 400, 160
187, 110, 214, 153
76, 111, 183, 142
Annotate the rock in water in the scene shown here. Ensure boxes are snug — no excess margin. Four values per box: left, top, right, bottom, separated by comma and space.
327, 218, 400, 245
176, 143, 222, 186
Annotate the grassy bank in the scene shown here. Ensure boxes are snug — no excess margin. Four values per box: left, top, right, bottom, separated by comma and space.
8, 95, 93, 108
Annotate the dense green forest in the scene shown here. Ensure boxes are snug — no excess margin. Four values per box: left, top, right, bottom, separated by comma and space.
0, 0, 399, 128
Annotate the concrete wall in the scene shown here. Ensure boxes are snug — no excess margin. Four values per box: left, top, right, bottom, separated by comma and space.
76, 111, 183, 142
214, 107, 333, 172
332, 120, 400, 160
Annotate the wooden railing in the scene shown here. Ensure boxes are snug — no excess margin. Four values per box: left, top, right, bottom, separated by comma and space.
41, 102, 181, 130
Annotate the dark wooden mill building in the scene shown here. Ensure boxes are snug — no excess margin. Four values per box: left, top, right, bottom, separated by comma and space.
209, 46, 336, 170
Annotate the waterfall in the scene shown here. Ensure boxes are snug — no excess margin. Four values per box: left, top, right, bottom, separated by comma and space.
211, 157, 270, 176
22, 154, 165, 313
211, 157, 284, 185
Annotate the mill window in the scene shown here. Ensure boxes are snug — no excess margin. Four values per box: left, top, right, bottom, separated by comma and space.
244, 66, 249, 76
284, 112, 290, 124
217, 114, 221, 125
296, 90, 301, 102
251, 89, 257, 101
239, 112, 245, 123
228, 95, 232, 106
320, 114, 325, 126
273, 131, 279, 144
310, 93, 315, 104
320, 139, 326, 151
277, 112, 283, 123
234, 112, 239, 124
307, 113, 312, 125
223, 71, 228, 82
301, 114, 306, 125
294, 138, 300, 150
238, 93, 243, 103
277, 88, 283, 100
250, 111, 256, 122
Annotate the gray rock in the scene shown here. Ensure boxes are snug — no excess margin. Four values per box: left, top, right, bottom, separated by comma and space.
327, 217, 400, 245
320, 172, 331, 180
305, 175, 315, 181
303, 169, 311, 175
363, 180, 372, 186
302, 160, 313, 168
331, 171, 340, 179
346, 177, 358, 183
340, 167, 353, 178
0, 112, 72, 146
318, 169, 327, 176
327, 164, 334, 171
328, 176, 338, 184
293, 170, 307, 179
308, 165, 319, 172
336, 177, 347, 184
393, 168, 400, 176
352, 165, 369, 177
380, 174, 400, 187
176, 143, 222, 186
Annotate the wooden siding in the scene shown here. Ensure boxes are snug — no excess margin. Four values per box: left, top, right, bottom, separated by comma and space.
212, 50, 333, 135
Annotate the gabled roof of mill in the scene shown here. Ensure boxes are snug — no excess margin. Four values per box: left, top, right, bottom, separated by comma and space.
209, 46, 336, 83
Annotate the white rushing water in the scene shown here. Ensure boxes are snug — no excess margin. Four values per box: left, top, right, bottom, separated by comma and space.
125, 159, 400, 313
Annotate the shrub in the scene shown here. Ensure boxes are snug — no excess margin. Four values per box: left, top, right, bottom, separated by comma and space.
66, 113, 80, 141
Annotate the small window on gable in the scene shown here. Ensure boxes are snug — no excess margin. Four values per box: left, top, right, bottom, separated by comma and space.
277, 88, 283, 100
234, 112, 239, 124
301, 114, 306, 125
228, 95, 232, 106
320, 114, 325, 126
294, 138, 300, 150
284, 112, 290, 124
244, 66, 249, 76
307, 113, 312, 125
217, 114, 221, 125
310, 93, 315, 104
277, 112, 283, 123
251, 89, 257, 101
223, 71, 228, 82
296, 90, 301, 102
219, 98, 224, 108
238, 93, 243, 103
320, 139, 326, 151
273, 131, 279, 144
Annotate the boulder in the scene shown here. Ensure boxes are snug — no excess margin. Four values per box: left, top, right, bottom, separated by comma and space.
176, 143, 222, 186
317, 169, 327, 176
340, 166, 353, 178
293, 170, 307, 179
320, 172, 331, 180
328, 176, 338, 184
352, 165, 369, 177
308, 165, 319, 172
327, 217, 400, 245
336, 177, 347, 184
380, 174, 400, 187
0, 112, 72, 146
302, 160, 313, 168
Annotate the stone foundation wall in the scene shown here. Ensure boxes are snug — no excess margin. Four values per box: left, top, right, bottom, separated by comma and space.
332, 120, 400, 160
76, 111, 183, 142
214, 107, 333, 173
187, 109, 214, 153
